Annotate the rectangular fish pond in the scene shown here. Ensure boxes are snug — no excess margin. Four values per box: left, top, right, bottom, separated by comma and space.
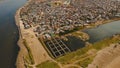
44, 36, 86, 58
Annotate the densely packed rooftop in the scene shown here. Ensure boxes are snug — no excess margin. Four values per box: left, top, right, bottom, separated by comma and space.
20, 0, 120, 39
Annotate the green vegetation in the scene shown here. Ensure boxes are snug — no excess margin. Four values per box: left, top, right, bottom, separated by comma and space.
24, 55, 32, 64
25, 65, 33, 68
37, 35, 120, 68
56, 46, 93, 65
59, 27, 84, 36
92, 35, 120, 50
36, 60, 60, 68
71, 31, 89, 41
69, 66, 79, 68
56, 34, 120, 67
76, 56, 94, 68
23, 39, 35, 65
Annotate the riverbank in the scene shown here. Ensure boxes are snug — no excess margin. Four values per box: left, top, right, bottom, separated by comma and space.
15, 0, 52, 68
15, 6, 28, 68
15, 0, 120, 68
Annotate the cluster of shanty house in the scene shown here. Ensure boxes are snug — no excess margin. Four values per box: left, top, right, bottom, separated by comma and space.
20, 0, 120, 39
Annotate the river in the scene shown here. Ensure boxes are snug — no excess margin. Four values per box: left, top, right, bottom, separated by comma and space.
0, 0, 26, 68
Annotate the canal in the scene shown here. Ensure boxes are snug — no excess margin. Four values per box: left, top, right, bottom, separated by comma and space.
0, 0, 26, 68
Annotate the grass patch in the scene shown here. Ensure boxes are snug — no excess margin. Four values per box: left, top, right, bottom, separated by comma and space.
26, 66, 33, 68
36, 60, 60, 68
71, 31, 89, 41
56, 34, 120, 66
23, 39, 35, 64
93, 35, 120, 50
59, 26, 84, 36
69, 66, 79, 68
76, 56, 94, 68
24, 55, 31, 64
56, 45, 93, 65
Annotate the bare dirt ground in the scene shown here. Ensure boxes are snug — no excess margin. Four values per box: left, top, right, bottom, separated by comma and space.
87, 43, 120, 68
15, 8, 27, 68
105, 56, 120, 68
15, 8, 52, 68
16, 37, 28, 68
20, 20, 52, 64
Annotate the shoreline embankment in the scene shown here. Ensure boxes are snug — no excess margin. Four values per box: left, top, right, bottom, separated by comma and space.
15, 0, 32, 67
15, 0, 51, 68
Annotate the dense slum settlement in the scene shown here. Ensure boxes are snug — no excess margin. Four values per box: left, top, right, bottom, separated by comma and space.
20, 0, 120, 39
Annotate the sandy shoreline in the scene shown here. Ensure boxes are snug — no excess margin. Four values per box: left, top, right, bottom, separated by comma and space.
15, 0, 52, 68
15, 6, 27, 68
15, 0, 32, 68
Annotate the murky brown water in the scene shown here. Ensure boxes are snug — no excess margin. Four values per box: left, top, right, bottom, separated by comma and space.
0, 0, 26, 68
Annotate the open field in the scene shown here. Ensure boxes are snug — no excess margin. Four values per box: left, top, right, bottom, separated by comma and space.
57, 34, 120, 67
38, 34, 120, 68
36, 60, 60, 68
